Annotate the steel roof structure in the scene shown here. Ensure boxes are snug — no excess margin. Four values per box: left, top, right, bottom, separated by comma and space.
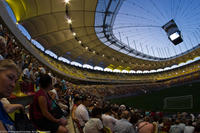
5, 0, 200, 71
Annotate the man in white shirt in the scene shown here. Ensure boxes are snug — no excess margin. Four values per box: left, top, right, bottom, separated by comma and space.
184, 120, 194, 133
84, 107, 104, 133
169, 119, 182, 133
102, 107, 117, 132
75, 96, 90, 128
113, 110, 136, 133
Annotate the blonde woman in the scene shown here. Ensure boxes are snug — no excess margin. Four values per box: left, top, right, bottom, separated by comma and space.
0, 59, 19, 132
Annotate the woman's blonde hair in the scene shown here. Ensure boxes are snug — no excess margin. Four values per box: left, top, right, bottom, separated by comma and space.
0, 59, 20, 76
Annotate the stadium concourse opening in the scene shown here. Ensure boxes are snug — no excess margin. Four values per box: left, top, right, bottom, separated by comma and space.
0, 0, 200, 133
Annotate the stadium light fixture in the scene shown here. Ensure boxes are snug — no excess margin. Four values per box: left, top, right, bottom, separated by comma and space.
67, 18, 72, 24
169, 32, 180, 41
162, 19, 183, 45
65, 0, 70, 4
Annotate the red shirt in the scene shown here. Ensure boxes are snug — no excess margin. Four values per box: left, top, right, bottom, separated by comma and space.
32, 89, 52, 120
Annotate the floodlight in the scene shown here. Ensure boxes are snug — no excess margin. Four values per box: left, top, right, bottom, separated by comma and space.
162, 19, 183, 45
65, 0, 70, 4
67, 19, 72, 24
169, 32, 180, 41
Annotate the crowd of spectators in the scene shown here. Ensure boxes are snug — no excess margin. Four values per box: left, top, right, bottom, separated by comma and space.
70, 89, 200, 133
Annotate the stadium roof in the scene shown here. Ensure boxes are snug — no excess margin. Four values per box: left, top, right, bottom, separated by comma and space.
5, 0, 200, 71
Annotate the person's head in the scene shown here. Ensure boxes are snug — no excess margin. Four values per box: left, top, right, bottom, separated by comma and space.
175, 119, 180, 125
144, 116, 151, 122
81, 96, 90, 107
48, 90, 56, 99
187, 120, 193, 126
0, 59, 19, 98
53, 83, 62, 92
39, 74, 52, 91
121, 110, 131, 120
103, 106, 112, 115
91, 107, 102, 118
74, 96, 82, 105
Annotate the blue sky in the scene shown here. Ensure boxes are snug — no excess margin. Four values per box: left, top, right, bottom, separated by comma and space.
113, 0, 200, 58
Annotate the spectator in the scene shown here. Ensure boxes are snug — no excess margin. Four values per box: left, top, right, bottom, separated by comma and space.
84, 107, 104, 133
184, 120, 194, 133
75, 96, 90, 129
113, 110, 136, 133
30, 74, 68, 133
137, 117, 154, 133
179, 119, 186, 132
169, 119, 182, 133
51, 83, 68, 112
72, 96, 82, 121
102, 106, 117, 132
0, 59, 19, 131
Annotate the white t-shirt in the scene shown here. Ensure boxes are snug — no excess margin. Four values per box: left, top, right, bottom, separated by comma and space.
102, 114, 117, 132
179, 123, 186, 132
84, 118, 103, 133
184, 126, 195, 133
75, 104, 89, 126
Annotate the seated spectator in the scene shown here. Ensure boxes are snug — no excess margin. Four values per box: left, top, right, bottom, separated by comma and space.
137, 117, 154, 133
72, 96, 82, 122
48, 90, 68, 118
75, 96, 90, 130
30, 74, 68, 133
169, 119, 182, 133
0, 59, 19, 131
102, 106, 117, 132
160, 118, 171, 133
113, 110, 136, 133
51, 84, 68, 113
83, 107, 104, 133
184, 120, 194, 133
